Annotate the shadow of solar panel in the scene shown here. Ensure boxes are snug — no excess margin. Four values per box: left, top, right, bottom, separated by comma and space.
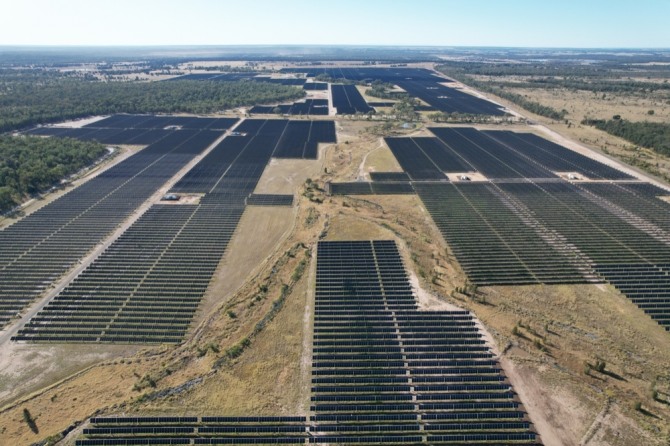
246, 194, 294, 206
369, 172, 410, 182
370, 182, 415, 195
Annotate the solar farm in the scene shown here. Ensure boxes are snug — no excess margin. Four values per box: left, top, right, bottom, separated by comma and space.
281, 67, 507, 116
329, 126, 670, 331
1, 124, 232, 330
167, 67, 507, 117
10, 117, 336, 343
76, 240, 540, 445
2, 61, 670, 446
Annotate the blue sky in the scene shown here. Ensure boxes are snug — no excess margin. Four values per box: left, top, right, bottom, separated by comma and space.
1, 0, 668, 48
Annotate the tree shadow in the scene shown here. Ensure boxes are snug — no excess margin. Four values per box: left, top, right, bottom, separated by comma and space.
600, 369, 627, 382
545, 328, 561, 337
585, 371, 606, 382
638, 407, 660, 419
27, 419, 38, 434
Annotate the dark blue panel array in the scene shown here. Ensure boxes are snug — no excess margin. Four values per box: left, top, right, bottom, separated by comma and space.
76, 416, 309, 445
303, 82, 328, 91
27, 114, 238, 145
408, 137, 473, 173
331, 84, 373, 115
274, 120, 336, 159
413, 183, 597, 285
384, 138, 446, 181
282, 67, 506, 116
246, 194, 294, 207
495, 181, 670, 329
482, 131, 632, 180
250, 99, 329, 116
0, 130, 220, 329
369, 172, 410, 182
12, 118, 319, 343
429, 127, 557, 180
309, 240, 538, 443
76, 240, 538, 444
254, 77, 306, 86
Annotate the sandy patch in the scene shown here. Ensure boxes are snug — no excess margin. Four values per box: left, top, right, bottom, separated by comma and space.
408, 271, 463, 313
158, 193, 203, 205
49, 116, 108, 128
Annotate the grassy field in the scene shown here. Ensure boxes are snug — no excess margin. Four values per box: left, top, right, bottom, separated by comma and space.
254, 157, 325, 195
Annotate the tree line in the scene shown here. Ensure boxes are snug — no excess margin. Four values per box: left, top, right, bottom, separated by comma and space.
581, 118, 670, 156
436, 61, 670, 79
0, 135, 107, 213
0, 76, 305, 132
365, 81, 409, 100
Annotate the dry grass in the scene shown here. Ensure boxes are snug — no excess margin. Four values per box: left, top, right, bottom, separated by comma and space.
362, 143, 403, 173
193, 206, 295, 326
254, 157, 325, 195
465, 73, 670, 124
145, 261, 311, 416
466, 284, 670, 445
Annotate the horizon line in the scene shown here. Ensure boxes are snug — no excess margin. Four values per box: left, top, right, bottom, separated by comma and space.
1, 44, 670, 51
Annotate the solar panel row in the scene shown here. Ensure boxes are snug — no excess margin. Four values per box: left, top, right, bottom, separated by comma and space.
282, 67, 506, 116
27, 114, 239, 145
331, 84, 373, 115
246, 194, 294, 207
0, 130, 222, 329
309, 240, 538, 443
250, 99, 329, 116
13, 119, 335, 342
76, 240, 537, 444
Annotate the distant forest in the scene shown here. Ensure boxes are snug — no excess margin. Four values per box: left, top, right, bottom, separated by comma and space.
0, 70, 304, 132
582, 118, 670, 156
0, 136, 107, 213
